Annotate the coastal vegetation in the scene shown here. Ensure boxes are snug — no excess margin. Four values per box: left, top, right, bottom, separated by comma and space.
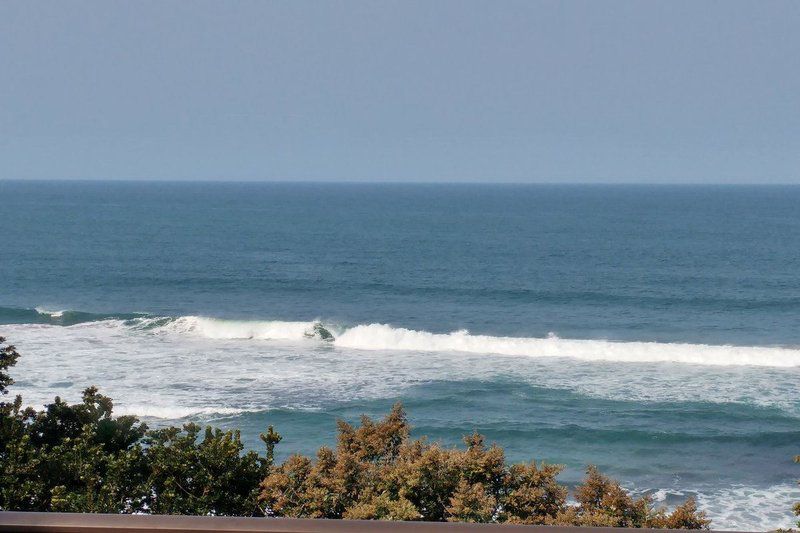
796, 454, 800, 528
1, 336, 712, 526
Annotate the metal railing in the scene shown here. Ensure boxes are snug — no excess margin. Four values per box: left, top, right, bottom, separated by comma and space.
0, 512, 756, 533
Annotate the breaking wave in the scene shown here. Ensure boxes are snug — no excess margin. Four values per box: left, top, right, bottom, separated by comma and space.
5, 307, 800, 367
144, 315, 336, 341
333, 324, 800, 367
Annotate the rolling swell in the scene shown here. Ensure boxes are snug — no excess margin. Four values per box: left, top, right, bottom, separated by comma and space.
358, 283, 800, 311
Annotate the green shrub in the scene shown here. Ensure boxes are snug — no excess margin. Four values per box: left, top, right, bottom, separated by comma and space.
795, 454, 800, 528
259, 404, 710, 528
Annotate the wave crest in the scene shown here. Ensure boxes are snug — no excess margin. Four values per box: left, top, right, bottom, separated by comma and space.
152, 316, 334, 341
334, 323, 800, 367
34, 307, 66, 318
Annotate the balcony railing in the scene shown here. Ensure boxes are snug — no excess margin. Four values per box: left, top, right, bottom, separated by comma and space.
0, 512, 756, 533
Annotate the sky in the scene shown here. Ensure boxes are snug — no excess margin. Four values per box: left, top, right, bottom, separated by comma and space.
1, 0, 798, 183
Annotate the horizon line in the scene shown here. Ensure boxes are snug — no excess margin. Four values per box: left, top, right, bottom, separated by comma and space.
2, 178, 800, 186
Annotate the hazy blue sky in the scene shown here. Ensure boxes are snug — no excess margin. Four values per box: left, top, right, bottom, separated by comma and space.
1, 1, 798, 182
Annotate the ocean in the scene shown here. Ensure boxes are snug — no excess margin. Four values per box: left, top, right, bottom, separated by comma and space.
1, 180, 799, 529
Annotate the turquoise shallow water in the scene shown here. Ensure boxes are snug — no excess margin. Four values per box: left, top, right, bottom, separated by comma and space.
2, 181, 800, 528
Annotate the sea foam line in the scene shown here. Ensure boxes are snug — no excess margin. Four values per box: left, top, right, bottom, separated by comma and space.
112, 404, 247, 419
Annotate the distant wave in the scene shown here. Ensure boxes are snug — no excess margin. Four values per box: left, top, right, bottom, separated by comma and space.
4, 307, 800, 367
0, 306, 145, 326
34, 307, 66, 318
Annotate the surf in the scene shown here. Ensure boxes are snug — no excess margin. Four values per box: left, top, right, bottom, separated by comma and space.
7, 308, 798, 368
143, 315, 800, 367
5, 308, 800, 367
332, 324, 800, 367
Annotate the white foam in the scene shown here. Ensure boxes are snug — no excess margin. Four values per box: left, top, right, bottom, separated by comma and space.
34, 307, 65, 318
156, 316, 318, 341
696, 483, 800, 531
123, 316, 800, 367
635, 484, 800, 530
113, 404, 246, 419
333, 323, 800, 367
9, 316, 798, 414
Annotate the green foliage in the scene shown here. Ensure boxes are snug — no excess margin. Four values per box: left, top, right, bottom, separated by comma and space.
0, 336, 710, 526
0, 336, 20, 396
545, 466, 709, 529
143, 424, 271, 515
0, 336, 277, 515
0, 388, 277, 515
0, 381, 150, 512
259, 405, 710, 528
795, 455, 800, 528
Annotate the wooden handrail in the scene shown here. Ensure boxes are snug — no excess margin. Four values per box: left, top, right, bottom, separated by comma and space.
0, 512, 757, 533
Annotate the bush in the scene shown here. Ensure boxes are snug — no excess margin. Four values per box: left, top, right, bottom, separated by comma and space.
0, 337, 280, 515
0, 337, 19, 396
259, 404, 710, 528
795, 454, 800, 528
1, 336, 710, 526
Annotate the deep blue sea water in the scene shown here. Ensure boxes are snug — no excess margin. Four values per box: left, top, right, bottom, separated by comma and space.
2, 181, 799, 528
